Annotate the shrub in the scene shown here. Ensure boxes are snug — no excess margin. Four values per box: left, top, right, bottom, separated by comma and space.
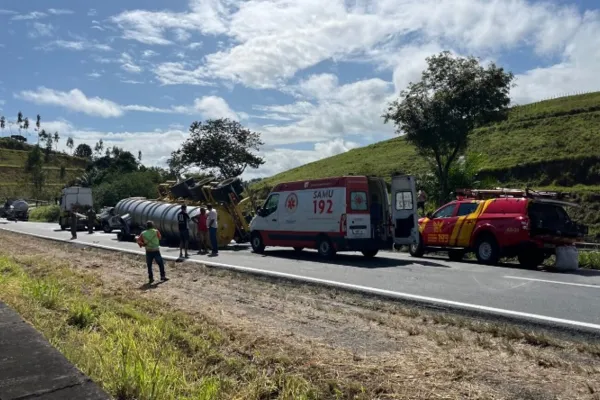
28, 204, 61, 222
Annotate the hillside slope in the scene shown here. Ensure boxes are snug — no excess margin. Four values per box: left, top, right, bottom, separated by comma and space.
0, 139, 86, 200
258, 92, 600, 189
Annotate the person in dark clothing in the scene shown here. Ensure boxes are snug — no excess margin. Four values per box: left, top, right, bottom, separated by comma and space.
70, 209, 77, 240
177, 204, 190, 258
370, 194, 382, 238
87, 207, 95, 234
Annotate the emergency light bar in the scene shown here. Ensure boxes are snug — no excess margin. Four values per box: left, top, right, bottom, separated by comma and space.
455, 187, 576, 201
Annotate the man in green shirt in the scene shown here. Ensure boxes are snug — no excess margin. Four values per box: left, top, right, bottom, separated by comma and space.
138, 221, 168, 284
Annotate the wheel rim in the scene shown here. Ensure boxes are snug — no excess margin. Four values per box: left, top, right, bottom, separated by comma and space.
320, 241, 330, 254
479, 242, 492, 260
252, 236, 261, 248
410, 243, 418, 253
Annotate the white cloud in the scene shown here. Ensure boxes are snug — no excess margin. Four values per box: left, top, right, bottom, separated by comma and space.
142, 50, 159, 58
88, 9, 97, 17
47, 8, 73, 15
12, 11, 47, 21
119, 53, 143, 73
192, 96, 239, 120
188, 42, 202, 49
0, 9, 16, 15
15, 88, 124, 118
28, 22, 54, 38
154, 62, 214, 86
38, 40, 112, 52
15, 88, 242, 121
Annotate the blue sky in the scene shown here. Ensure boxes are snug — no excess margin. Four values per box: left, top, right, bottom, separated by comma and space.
1, 0, 599, 178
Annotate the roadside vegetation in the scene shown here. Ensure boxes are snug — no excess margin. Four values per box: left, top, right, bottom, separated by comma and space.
1, 232, 599, 399
28, 204, 60, 222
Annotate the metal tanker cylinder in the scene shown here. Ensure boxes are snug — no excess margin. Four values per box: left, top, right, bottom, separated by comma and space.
115, 198, 237, 248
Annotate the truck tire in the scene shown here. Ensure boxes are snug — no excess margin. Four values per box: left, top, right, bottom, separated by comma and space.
408, 234, 425, 257
213, 177, 245, 203
361, 249, 378, 258
317, 235, 336, 259
251, 232, 265, 254
475, 234, 500, 265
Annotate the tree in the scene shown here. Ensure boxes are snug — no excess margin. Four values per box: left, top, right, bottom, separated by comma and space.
53, 132, 60, 151
94, 139, 104, 157
383, 51, 514, 204
0, 116, 5, 136
24, 145, 46, 201
169, 118, 265, 179
66, 136, 74, 153
74, 143, 93, 159
36, 114, 41, 144
44, 133, 53, 162
138, 150, 142, 162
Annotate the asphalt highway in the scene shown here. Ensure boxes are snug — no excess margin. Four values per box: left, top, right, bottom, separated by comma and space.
2, 220, 600, 333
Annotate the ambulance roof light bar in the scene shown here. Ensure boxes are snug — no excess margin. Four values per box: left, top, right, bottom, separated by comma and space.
455, 187, 575, 201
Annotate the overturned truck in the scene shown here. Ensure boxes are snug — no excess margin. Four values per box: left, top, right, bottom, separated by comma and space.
114, 176, 253, 249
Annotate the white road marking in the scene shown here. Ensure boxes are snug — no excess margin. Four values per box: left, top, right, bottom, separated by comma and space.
3, 225, 600, 332
504, 276, 600, 289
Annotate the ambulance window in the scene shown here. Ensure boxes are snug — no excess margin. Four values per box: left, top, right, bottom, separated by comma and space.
395, 191, 413, 210
456, 202, 479, 216
263, 194, 279, 215
350, 191, 368, 211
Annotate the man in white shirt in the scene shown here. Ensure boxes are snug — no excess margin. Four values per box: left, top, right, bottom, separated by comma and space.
206, 204, 218, 256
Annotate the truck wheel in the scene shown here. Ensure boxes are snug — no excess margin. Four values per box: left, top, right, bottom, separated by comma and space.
408, 234, 425, 257
448, 250, 465, 262
475, 234, 500, 265
102, 222, 113, 233
361, 249, 378, 258
317, 236, 336, 259
251, 232, 265, 254
518, 250, 544, 269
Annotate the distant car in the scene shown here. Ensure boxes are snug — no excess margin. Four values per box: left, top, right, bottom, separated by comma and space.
409, 188, 588, 268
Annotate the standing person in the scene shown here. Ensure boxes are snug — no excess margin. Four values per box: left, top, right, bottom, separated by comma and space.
70, 208, 78, 240
206, 204, 218, 256
177, 204, 190, 258
417, 189, 427, 215
87, 207, 95, 234
137, 221, 168, 284
191, 207, 209, 254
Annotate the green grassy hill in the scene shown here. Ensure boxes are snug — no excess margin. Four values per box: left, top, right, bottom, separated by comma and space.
0, 139, 86, 200
255, 92, 600, 238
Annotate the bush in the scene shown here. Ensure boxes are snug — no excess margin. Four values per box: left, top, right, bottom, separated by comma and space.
29, 204, 61, 222
93, 171, 161, 207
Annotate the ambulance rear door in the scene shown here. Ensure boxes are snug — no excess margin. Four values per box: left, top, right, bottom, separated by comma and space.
391, 174, 419, 245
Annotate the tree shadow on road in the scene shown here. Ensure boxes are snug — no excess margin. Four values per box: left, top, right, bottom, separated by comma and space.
258, 250, 449, 269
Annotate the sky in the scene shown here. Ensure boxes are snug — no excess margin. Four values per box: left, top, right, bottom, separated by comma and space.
1, 0, 599, 179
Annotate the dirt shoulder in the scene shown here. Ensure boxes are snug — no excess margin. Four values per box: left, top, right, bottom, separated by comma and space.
1, 230, 599, 399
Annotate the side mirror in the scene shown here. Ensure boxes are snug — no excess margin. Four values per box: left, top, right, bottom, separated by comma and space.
426, 212, 433, 219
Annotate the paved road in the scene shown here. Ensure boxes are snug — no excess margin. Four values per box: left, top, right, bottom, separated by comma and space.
2, 220, 600, 332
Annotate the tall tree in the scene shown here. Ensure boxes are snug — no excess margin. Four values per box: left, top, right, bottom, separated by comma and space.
36, 114, 41, 143
0, 116, 5, 137
383, 51, 514, 204
94, 139, 104, 157
17, 111, 23, 135
168, 118, 265, 179
74, 143, 93, 159
24, 145, 46, 201
53, 132, 60, 151
66, 136, 74, 154
138, 150, 142, 162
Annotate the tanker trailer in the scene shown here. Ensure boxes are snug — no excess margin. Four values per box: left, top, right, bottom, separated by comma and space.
114, 198, 240, 248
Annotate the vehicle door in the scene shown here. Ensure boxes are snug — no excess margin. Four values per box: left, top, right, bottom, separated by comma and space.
254, 193, 280, 233
390, 175, 419, 245
422, 203, 457, 247
451, 201, 481, 247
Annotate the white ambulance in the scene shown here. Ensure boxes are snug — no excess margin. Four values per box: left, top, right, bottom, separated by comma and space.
249, 174, 419, 258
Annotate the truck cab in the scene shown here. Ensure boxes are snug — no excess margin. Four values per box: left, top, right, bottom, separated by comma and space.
58, 186, 94, 230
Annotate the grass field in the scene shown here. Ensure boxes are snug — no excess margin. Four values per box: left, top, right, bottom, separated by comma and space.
0, 141, 86, 200
257, 92, 600, 189
1, 232, 600, 400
